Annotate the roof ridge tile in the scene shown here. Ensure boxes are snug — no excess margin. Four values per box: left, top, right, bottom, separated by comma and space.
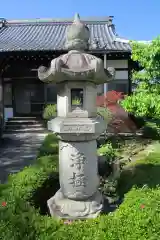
6, 16, 113, 25
0, 17, 131, 52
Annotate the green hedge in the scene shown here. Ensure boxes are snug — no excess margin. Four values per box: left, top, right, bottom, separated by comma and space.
42, 104, 57, 120
1, 134, 160, 239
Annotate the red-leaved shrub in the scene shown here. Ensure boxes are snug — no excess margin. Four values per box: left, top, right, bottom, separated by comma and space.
96, 91, 137, 133
96, 91, 124, 107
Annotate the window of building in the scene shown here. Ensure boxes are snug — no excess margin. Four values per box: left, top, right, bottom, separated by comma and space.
4, 83, 12, 106
108, 82, 128, 94
30, 83, 45, 103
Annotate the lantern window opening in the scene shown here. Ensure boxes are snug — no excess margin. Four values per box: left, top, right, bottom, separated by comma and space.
71, 88, 84, 109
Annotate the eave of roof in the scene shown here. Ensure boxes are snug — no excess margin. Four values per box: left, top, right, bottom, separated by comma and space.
0, 16, 131, 53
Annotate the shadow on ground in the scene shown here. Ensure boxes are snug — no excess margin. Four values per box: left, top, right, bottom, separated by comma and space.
142, 126, 160, 140
118, 162, 160, 198
31, 172, 60, 215
0, 133, 46, 183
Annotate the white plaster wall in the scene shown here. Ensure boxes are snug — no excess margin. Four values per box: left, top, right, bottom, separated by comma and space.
107, 60, 128, 69
115, 70, 128, 80
97, 60, 129, 94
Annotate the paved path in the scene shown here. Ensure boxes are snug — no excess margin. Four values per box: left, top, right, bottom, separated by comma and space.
0, 133, 47, 183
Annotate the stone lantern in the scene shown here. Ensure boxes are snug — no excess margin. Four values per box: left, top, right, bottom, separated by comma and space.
38, 13, 115, 219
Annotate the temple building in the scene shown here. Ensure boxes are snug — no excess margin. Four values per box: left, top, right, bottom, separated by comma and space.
0, 15, 138, 135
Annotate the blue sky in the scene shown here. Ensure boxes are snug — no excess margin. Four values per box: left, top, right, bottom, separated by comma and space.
0, 0, 159, 41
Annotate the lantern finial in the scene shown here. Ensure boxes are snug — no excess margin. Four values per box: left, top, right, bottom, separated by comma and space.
65, 13, 90, 50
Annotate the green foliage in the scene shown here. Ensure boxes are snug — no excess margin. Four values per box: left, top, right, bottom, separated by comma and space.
38, 133, 59, 157
100, 178, 119, 202
97, 106, 112, 122
122, 37, 160, 119
121, 91, 160, 118
43, 104, 57, 120
1, 134, 160, 239
0, 134, 60, 240
71, 97, 81, 105
97, 143, 116, 163
118, 149, 160, 197
131, 37, 160, 82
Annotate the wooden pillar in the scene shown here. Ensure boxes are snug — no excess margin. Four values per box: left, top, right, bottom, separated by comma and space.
103, 54, 108, 95
103, 53, 109, 107
128, 58, 132, 95
44, 84, 47, 105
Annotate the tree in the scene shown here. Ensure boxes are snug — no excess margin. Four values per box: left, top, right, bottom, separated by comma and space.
132, 36, 160, 91
122, 36, 160, 119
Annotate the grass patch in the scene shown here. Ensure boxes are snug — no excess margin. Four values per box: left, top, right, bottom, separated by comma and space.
118, 149, 160, 197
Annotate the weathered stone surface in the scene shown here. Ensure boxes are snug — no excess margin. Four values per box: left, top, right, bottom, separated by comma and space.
65, 13, 90, 51
56, 81, 97, 118
48, 189, 103, 219
58, 140, 99, 200
38, 13, 115, 220
38, 13, 115, 85
38, 50, 115, 85
47, 139, 104, 219
48, 117, 106, 141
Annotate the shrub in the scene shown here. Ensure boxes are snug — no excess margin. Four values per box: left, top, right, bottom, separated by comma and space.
38, 133, 59, 157
43, 104, 57, 120
1, 134, 160, 239
96, 92, 137, 133
121, 92, 160, 119
0, 134, 60, 240
96, 91, 124, 107
97, 106, 112, 122
97, 143, 116, 163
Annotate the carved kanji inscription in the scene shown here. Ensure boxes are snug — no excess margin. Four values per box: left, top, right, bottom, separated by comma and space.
62, 124, 92, 133
69, 172, 86, 187
70, 152, 86, 170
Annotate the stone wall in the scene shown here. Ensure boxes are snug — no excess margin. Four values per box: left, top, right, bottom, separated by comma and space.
0, 78, 4, 137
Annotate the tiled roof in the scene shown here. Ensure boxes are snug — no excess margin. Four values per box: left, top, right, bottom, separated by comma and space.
0, 17, 131, 52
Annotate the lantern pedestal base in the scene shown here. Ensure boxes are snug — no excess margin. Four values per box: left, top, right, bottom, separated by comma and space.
47, 189, 103, 220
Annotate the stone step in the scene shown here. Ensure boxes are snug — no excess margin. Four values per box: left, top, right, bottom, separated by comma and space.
6, 120, 42, 125
4, 127, 48, 133
5, 123, 44, 130
4, 116, 47, 134
7, 117, 38, 120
